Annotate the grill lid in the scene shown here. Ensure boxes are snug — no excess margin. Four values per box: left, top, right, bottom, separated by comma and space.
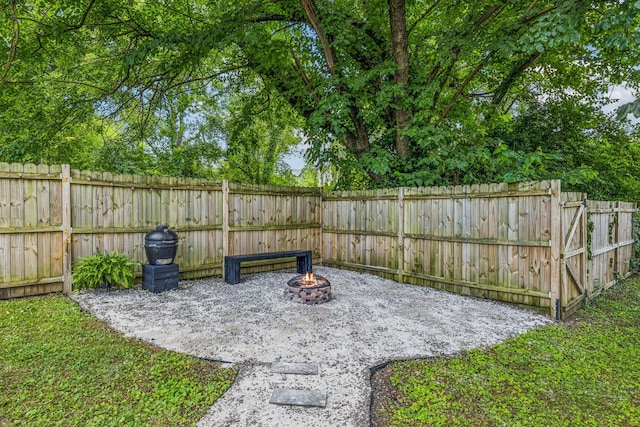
144, 224, 178, 245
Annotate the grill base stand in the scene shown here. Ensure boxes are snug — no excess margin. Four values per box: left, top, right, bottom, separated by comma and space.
142, 264, 179, 293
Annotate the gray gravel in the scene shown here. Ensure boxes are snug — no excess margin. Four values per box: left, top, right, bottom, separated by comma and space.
70, 266, 552, 427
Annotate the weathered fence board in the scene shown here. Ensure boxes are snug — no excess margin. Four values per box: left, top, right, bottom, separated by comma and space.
587, 200, 635, 298
0, 163, 64, 298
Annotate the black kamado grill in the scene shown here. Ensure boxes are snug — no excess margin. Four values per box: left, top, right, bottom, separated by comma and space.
144, 224, 178, 265
142, 224, 179, 293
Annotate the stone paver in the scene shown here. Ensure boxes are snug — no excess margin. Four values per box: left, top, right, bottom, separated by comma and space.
269, 388, 327, 407
271, 362, 319, 375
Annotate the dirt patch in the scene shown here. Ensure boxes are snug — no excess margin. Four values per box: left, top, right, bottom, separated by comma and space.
370, 363, 399, 427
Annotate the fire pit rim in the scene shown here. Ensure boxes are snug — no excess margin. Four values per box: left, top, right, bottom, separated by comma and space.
286, 273, 330, 289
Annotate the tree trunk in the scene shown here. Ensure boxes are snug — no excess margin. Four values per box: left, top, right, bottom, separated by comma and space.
388, 0, 412, 159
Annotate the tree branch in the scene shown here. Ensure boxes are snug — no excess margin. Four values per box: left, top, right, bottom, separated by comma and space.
250, 12, 305, 23
299, 0, 338, 75
429, 2, 550, 118
430, 46, 460, 114
61, 0, 96, 32
522, 5, 559, 24
407, 0, 440, 36
291, 50, 321, 104
1, 0, 20, 85
297, 1, 373, 160
166, 66, 247, 91
526, 0, 540, 14
492, 52, 540, 105
425, 4, 502, 86
439, 60, 486, 120
474, 4, 503, 27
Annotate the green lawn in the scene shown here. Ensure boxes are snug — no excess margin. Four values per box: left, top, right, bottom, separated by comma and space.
0, 295, 236, 427
376, 278, 640, 426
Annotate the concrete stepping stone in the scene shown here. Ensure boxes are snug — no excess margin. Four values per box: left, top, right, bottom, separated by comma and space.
269, 388, 327, 408
271, 362, 318, 375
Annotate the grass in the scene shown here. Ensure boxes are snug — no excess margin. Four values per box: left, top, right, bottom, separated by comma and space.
378, 278, 640, 426
0, 294, 236, 427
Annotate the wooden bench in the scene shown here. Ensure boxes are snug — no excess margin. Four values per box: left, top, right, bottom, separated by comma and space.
223, 250, 312, 284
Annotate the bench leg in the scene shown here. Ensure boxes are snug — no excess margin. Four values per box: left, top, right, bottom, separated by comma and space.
224, 259, 241, 284
296, 254, 312, 274
223, 258, 231, 283
232, 268, 240, 284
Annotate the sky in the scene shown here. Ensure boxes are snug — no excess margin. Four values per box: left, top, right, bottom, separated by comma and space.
284, 151, 306, 172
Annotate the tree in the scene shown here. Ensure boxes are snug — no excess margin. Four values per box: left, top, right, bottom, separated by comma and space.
2, 0, 639, 189
0, 1, 130, 169
115, 87, 225, 178
217, 86, 303, 185
491, 97, 640, 201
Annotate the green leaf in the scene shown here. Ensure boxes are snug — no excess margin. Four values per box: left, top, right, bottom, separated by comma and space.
616, 99, 640, 120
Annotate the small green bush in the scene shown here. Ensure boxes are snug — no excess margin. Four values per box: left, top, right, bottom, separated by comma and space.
72, 251, 138, 291
631, 211, 640, 273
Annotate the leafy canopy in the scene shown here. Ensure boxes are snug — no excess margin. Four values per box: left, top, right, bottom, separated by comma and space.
1, 0, 639, 194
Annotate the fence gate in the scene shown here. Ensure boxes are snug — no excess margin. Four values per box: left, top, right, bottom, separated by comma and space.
560, 193, 588, 319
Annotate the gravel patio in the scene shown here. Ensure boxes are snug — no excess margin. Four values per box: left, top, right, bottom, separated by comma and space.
70, 266, 552, 426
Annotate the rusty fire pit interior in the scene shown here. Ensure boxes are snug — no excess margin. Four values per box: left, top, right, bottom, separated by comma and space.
285, 271, 332, 305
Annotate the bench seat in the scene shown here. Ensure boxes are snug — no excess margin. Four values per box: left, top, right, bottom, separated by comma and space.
224, 250, 312, 284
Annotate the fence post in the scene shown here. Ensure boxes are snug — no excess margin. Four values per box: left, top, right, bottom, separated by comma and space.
549, 180, 562, 319
222, 180, 229, 277
615, 201, 621, 276
319, 188, 324, 266
397, 187, 405, 283
580, 193, 593, 294
61, 165, 72, 293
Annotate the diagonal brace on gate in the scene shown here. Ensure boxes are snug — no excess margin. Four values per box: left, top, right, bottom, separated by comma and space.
563, 202, 585, 254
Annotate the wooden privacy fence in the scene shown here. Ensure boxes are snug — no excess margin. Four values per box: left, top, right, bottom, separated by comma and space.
0, 163, 635, 319
0, 163, 321, 299
324, 182, 560, 313
584, 200, 635, 298
324, 181, 636, 319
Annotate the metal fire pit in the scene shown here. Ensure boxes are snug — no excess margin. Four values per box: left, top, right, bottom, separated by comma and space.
285, 273, 332, 305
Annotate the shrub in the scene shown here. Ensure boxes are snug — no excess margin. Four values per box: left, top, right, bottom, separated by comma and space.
72, 251, 138, 291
